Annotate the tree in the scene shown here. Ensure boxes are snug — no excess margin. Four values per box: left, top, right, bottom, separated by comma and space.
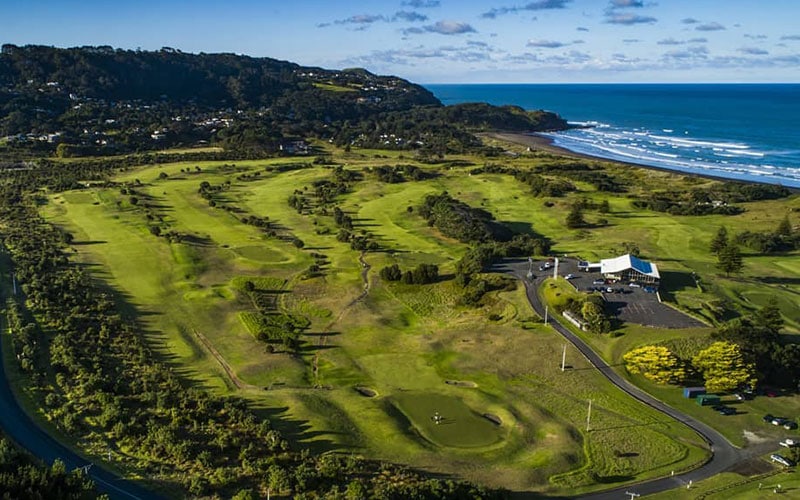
581, 301, 610, 333
621, 241, 640, 257
754, 297, 784, 333
716, 243, 743, 276
623, 345, 686, 385
709, 226, 728, 255
692, 341, 756, 392
776, 215, 792, 237
379, 264, 402, 282
565, 203, 586, 229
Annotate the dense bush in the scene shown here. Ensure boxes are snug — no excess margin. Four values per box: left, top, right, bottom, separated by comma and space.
419, 192, 513, 243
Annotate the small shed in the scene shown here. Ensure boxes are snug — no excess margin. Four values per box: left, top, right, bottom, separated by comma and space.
696, 394, 720, 406
683, 387, 706, 399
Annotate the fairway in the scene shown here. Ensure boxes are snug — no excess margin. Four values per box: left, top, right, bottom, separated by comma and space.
36, 143, 800, 495
393, 392, 503, 448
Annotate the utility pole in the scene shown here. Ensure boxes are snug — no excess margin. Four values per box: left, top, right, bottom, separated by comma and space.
625, 492, 640, 500
527, 257, 533, 280
586, 399, 592, 432
544, 306, 549, 324
553, 257, 559, 279
561, 344, 567, 372
12, 273, 16, 296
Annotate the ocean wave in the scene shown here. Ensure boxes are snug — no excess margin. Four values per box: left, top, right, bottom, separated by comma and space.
649, 135, 750, 150
550, 133, 800, 187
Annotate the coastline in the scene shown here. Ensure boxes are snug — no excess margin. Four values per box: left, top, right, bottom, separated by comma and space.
482, 131, 799, 190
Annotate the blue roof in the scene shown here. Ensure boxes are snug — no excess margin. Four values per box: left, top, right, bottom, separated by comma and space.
630, 254, 653, 275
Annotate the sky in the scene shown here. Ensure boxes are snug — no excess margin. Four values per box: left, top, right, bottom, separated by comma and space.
2, 0, 800, 83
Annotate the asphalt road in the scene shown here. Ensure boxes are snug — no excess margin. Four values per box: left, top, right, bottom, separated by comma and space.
495, 259, 765, 499
0, 340, 166, 500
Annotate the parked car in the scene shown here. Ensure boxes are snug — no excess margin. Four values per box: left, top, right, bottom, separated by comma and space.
718, 407, 736, 416
780, 439, 799, 448
763, 413, 776, 423
772, 417, 789, 426
565, 273, 576, 280
628, 282, 641, 287
784, 421, 798, 430
605, 287, 614, 293
771, 454, 796, 467
593, 279, 605, 285
643, 286, 656, 293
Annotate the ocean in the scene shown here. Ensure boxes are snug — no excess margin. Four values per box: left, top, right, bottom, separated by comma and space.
425, 84, 800, 188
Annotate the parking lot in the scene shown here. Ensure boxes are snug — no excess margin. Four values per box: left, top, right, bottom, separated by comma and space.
549, 258, 706, 329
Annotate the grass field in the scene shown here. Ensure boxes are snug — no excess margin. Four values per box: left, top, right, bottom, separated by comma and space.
37, 143, 800, 495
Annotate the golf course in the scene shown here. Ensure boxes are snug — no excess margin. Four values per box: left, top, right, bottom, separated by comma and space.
35, 140, 799, 496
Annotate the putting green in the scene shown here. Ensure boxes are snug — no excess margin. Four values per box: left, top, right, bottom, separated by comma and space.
233, 245, 291, 263
392, 392, 503, 448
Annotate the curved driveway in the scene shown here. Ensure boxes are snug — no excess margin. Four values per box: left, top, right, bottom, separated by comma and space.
495, 260, 763, 499
0, 340, 166, 500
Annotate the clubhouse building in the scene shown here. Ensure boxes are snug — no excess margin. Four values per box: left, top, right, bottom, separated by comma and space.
579, 254, 661, 285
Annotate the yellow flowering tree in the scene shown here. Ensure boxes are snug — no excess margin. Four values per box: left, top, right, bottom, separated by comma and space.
692, 341, 756, 392
623, 345, 686, 385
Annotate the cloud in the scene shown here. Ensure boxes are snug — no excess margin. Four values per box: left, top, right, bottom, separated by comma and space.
481, 0, 571, 19
609, 0, 644, 7
577, 26, 589, 32
408, 20, 476, 35
696, 22, 725, 31
744, 34, 767, 40
623, 38, 641, 43
738, 47, 769, 55
681, 17, 699, 24
402, 0, 440, 7
345, 44, 494, 67
780, 35, 800, 41
393, 11, 428, 22
527, 39, 567, 48
606, 13, 656, 25
334, 14, 386, 25
662, 45, 709, 60
657, 37, 707, 46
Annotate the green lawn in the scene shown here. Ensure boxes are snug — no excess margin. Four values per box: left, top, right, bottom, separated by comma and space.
35, 145, 800, 496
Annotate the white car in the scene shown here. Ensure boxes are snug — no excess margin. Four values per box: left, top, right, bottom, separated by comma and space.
565, 274, 576, 280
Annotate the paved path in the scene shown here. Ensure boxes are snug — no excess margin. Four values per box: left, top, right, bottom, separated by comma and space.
494, 259, 764, 499
0, 337, 166, 500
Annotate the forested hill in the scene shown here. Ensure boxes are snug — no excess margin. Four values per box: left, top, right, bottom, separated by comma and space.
0, 45, 567, 156
0, 44, 439, 108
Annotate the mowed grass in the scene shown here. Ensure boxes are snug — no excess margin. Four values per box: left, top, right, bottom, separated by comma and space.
38, 148, 800, 495
392, 392, 503, 448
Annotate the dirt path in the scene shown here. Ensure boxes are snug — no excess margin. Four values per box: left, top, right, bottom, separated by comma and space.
192, 328, 260, 391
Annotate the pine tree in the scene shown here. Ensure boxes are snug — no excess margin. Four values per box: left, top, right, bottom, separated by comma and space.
565, 204, 585, 229
709, 226, 728, 255
776, 215, 792, 237
717, 243, 744, 276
